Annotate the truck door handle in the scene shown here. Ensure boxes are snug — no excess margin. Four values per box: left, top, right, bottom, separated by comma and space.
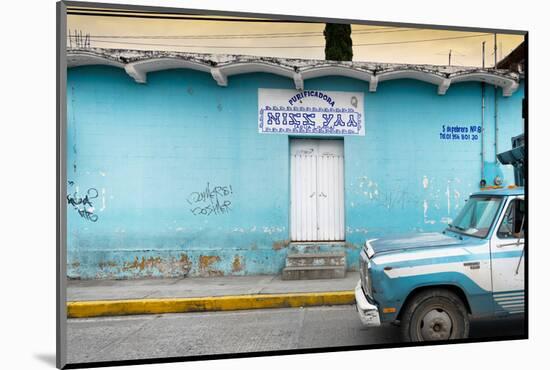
497, 241, 524, 248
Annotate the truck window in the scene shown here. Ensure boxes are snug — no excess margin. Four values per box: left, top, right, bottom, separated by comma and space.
447, 196, 503, 238
497, 198, 525, 239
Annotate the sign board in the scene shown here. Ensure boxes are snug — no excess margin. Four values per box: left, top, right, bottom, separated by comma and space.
258, 88, 365, 136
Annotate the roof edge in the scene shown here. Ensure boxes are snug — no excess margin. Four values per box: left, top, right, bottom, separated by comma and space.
67, 48, 522, 96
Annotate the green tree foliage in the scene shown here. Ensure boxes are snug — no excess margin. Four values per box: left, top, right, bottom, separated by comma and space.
324, 23, 353, 61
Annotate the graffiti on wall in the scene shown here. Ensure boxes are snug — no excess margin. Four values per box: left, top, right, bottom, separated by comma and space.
187, 182, 233, 216
67, 181, 99, 222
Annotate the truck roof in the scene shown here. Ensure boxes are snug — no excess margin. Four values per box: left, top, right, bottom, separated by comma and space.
471, 186, 524, 197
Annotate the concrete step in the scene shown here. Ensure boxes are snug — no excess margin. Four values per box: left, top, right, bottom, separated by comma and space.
282, 266, 346, 280
286, 252, 346, 268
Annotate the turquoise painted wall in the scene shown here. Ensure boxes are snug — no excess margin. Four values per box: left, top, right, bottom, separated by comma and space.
66, 66, 524, 279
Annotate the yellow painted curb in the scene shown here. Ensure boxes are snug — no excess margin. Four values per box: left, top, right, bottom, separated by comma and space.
67, 291, 355, 318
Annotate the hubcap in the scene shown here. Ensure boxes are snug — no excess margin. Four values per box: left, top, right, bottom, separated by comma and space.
419, 309, 453, 340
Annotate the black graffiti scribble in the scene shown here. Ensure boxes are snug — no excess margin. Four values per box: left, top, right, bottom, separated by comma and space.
187, 182, 233, 216
67, 182, 99, 222
191, 200, 232, 216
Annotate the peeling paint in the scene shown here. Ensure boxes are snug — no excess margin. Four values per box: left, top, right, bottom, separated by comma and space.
118, 254, 192, 277
422, 176, 429, 189
441, 216, 453, 225
179, 254, 192, 273
454, 189, 462, 209
198, 255, 223, 277
272, 239, 290, 250
232, 255, 244, 272
100, 188, 106, 212
98, 260, 117, 269
344, 242, 359, 250
423, 200, 436, 225
423, 200, 429, 217
263, 226, 285, 234
446, 182, 451, 215
123, 256, 162, 271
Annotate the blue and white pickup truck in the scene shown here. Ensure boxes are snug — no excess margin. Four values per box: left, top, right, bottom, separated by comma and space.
355, 186, 525, 342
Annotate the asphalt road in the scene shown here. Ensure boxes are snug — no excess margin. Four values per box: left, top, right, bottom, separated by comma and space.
67, 305, 525, 365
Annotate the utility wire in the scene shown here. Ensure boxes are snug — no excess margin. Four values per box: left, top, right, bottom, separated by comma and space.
68, 28, 419, 40
65, 6, 417, 30
81, 33, 492, 49
67, 11, 319, 23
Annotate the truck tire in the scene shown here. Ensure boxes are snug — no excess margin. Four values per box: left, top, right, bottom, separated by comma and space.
400, 288, 470, 342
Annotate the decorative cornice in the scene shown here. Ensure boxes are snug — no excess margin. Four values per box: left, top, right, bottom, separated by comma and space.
67, 48, 521, 96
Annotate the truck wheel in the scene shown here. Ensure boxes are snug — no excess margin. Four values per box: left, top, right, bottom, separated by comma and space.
400, 289, 469, 342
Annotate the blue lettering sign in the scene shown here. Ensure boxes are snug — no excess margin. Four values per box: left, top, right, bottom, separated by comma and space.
347, 114, 358, 127
322, 114, 334, 127
288, 90, 336, 107
259, 106, 363, 136
303, 113, 316, 126
334, 114, 345, 127
289, 113, 301, 126
267, 112, 280, 125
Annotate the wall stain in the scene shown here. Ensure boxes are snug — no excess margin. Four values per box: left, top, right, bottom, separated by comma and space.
345, 242, 359, 250
272, 239, 290, 251
78, 254, 194, 279
179, 253, 192, 273
123, 256, 163, 272
232, 255, 244, 273
98, 260, 117, 269
198, 255, 223, 277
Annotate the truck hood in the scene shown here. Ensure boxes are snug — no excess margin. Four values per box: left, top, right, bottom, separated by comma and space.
369, 232, 463, 256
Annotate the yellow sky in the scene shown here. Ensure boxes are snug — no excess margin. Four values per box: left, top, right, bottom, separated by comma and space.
67, 10, 524, 67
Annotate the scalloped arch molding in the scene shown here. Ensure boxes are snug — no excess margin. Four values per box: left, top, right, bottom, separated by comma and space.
67, 50, 520, 97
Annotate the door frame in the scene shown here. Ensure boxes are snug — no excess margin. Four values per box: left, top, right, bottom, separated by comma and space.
288, 136, 346, 242
489, 195, 525, 314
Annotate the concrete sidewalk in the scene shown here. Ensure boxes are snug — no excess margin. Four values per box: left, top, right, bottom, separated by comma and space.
67, 272, 359, 318
68, 272, 359, 301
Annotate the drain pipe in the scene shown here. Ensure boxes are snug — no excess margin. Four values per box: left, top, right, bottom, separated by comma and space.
494, 34, 499, 163
494, 86, 499, 162
481, 83, 486, 183
480, 42, 486, 187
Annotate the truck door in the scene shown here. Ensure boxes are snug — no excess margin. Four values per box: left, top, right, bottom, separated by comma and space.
490, 196, 525, 315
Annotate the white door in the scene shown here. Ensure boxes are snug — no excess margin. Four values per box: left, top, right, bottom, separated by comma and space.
490, 196, 525, 315
290, 139, 345, 241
